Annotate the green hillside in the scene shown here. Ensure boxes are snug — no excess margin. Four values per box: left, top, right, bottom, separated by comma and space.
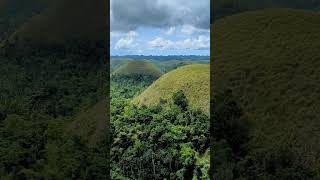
113, 61, 162, 78
134, 64, 210, 113
154, 59, 210, 73
7, 0, 106, 44
214, 0, 320, 18
110, 58, 130, 72
0, 0, 50, 43
212, 8, 320, 178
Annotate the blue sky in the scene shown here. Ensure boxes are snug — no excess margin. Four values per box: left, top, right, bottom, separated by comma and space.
110, 0, 210, 56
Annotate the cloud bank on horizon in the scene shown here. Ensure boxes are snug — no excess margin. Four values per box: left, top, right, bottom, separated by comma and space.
110, 0, 210, 56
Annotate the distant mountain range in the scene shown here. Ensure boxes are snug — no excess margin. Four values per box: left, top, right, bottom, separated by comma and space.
111, 55, 210, 61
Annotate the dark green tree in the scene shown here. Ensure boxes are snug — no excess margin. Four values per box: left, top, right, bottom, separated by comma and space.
173, 90, 188, 111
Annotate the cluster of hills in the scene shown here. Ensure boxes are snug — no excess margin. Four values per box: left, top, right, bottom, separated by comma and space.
111, 56, 210, 74
111, 60, 210, 113
110, 60, 210, 179
212, 8, 320, 178
133, 64, 210, 113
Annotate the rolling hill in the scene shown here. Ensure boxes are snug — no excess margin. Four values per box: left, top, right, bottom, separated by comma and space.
110, 58, 131, 73
113, 61, 162, 78
214, 0, 320, 18
154, 59, 210, 73
6, 0, 107, 44
134, 64, 210, 113
0, 0, 50, 42
213, 8, 320, 176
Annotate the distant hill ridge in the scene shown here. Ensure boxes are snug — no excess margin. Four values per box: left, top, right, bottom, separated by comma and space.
214, 0, 320, 18
113, 61, 163, 78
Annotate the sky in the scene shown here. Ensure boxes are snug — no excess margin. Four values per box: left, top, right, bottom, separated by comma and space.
110, 0, 210, 56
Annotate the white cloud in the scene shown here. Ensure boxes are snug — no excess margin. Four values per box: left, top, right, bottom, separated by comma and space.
148, 37, 174, 50
147, 35, 209, 50
111, 0, 210, 55
181, 25, 209, 35
115, 31, 138, 50
180, 35, 210, 50
163, 25, 209, 37
111, 0, 209, 32
165, 27, 176, 35
111, 31, 124, 38
137, 49, 143, 54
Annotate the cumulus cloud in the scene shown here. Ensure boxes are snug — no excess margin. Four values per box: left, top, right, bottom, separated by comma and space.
163, 25, 209, 36
115, 31, 138, 50
110, 31, 124, 38
165, 27, 176, 35
147, 35, 209, 50
111, 0, 210, 32
148, 37, 174, 50
181, 25, 209, 35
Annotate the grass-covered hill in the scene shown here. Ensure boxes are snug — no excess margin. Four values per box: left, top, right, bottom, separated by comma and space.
111, 56, 210, 74
212, 8, 320, 178
110, 58, 130, 72
113, 61, 162, 78
154, 59, 210, 73
134, 64, 210, 113
6, 0, 106, 44
214, 0, 320, 18
0, 0, 51, 43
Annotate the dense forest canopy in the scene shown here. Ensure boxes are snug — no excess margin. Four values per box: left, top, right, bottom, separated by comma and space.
0, 38, 110, 178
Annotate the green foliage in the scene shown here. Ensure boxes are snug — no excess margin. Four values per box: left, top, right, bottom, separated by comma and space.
111, 73, 210, 179
111, 104, 209, 179
0, 40, 109, 178
211, 90, 249, 179
173, 90, 189, 111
